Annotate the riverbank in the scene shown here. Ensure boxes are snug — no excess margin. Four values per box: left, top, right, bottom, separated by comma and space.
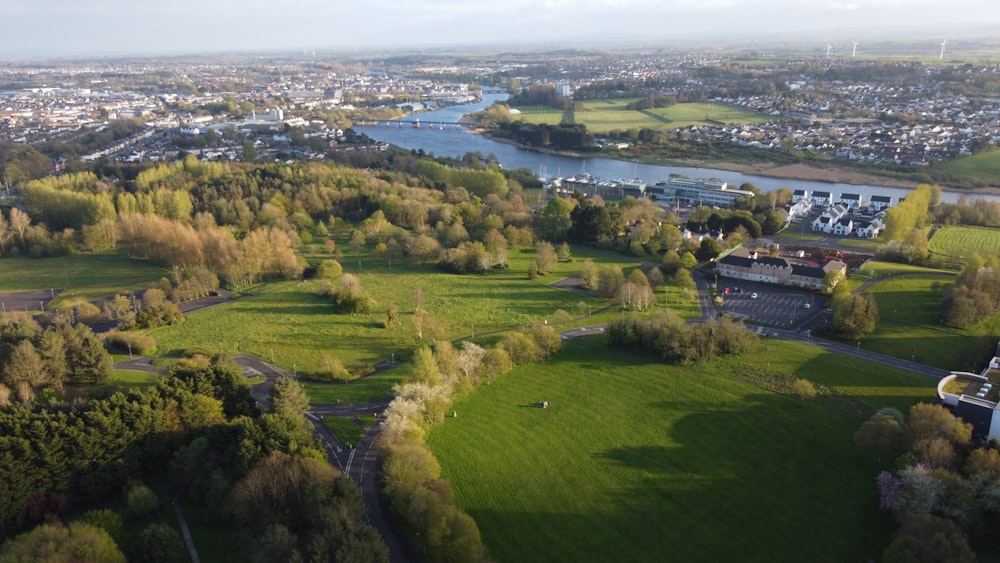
477, 129, 1000, 196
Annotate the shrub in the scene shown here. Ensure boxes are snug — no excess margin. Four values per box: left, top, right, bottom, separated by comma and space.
105, 332, 157, 356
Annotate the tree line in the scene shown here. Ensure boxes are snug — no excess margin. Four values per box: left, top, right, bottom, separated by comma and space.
607, 311, 758, 364
379, 324, 563, 562
853, 402, 1000, 562
0, 356, 388, 560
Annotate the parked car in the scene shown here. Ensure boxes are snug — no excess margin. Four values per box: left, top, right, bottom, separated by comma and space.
803, 303, 811, 309
750, 292, 758, 299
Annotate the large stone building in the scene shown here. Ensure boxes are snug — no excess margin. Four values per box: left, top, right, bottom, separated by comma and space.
716, 247, 847, 291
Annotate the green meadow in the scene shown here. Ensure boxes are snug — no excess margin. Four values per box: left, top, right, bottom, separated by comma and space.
511, 101, 766, 133
937, 149, 1000, 184
147, 248, 645, 376
427, 337, 935, 563
0, 253, 168, 309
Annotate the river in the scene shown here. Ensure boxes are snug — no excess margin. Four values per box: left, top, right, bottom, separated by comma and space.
355, 91, 996, 204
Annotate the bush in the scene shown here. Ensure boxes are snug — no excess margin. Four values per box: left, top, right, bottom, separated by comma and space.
125, 484, 160, 519
105, 332, 157, 356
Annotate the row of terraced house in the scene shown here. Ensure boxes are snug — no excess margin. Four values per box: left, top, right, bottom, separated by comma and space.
716, 247, 847, 291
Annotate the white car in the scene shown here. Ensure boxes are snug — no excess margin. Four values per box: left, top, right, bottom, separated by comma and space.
803, 303, 811, 309
750, 292, 758, 299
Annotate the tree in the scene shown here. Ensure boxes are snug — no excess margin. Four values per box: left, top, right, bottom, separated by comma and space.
883, 514, 975, 563
597, 265, 624, 298
673, 268, 696, 291
855, 413, 903, 462
132, 523, 186, 563
271, 377, 310, 420
2, 340, 45, 403
410, 347, 442, 386
906, 403, 972, 449
315, 259, 343, 281
579, 259, 598, 290
534, 241, 557, 275
0, 521, 125, 563
695, 238, 721, 262
660, 249, 681, 276
126, 484, 160, 519
830, 292, 879, 339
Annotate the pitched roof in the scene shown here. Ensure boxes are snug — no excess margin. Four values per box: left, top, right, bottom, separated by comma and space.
791, 263, 826, 279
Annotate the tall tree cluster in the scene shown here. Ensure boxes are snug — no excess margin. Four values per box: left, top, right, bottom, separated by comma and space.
855, 403, 992, 562
607, 311, 757, 363
0, 314, 112, 403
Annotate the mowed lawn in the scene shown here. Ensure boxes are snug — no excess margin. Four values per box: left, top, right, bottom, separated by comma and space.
929, 225, 1000, 261
0, 253, 168, 309
841, 262, 998, 371
427, 337, 934, 563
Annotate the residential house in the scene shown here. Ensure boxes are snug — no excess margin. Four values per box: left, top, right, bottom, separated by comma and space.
787, 199, 812, 220
839, 193, 862, 210
869, 195, 893, 212
811, 204, 849, 233
792, 189, 809, 203
812, 191, 834, 207
833, 217, 854, 236
855, 220, 880, 238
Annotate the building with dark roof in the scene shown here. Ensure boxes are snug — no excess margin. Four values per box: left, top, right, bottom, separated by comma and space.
716, 247, 847, 290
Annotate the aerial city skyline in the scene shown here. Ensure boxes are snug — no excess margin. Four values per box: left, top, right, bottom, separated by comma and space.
2, 0, 999, 57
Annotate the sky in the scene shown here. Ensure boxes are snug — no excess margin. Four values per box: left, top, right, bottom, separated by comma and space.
1, 0, 999, 57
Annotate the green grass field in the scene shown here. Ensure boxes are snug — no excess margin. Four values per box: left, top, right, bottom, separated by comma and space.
647, 103, 765, 128
147, 248, 630, 376
511, 101, 765, 134
64, 369, 161, 401
929, 225, 1000, 261
427, 337, 934, 563
937, 149, 1000, 184
321, 416, 370, 446
858, 274, 996, 371
0, 253, 168, 309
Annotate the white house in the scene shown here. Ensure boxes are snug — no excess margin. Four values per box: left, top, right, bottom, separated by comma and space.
840, 193, 862, 210
834, 217, 854, 236
855, 220, 880, 238
792, 189, 809, 203
811, 204, 849, 233
812, 191, 834, 207
787, 199, 812, 220
869, 195, 893, 212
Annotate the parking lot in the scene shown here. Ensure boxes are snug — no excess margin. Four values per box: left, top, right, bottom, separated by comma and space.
716, 281, 826, 329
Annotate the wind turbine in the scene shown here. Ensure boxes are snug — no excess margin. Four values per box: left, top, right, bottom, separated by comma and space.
939, 39, 947, 60
826, 43, 832, 58
851, 41, 859, 57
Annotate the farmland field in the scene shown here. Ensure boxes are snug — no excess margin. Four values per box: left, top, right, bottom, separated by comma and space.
929, 225, 1000, 261
511, 101, 766, 134
427, 337, 934, 563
